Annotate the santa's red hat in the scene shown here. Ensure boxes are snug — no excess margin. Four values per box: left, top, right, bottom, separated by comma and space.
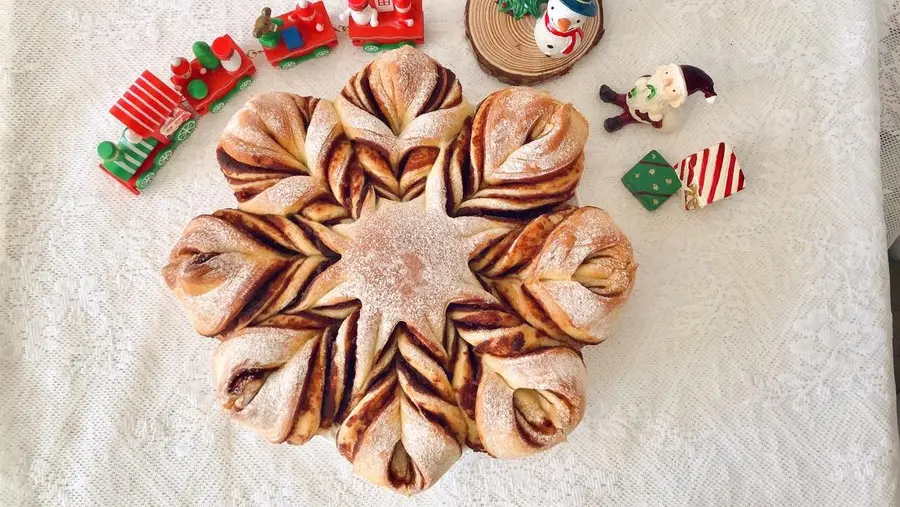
681, 65, 717, 104
295, 1, 316, 18
171, 57, 191, 77
394, 0, 412, 9
348, 0, 369, 10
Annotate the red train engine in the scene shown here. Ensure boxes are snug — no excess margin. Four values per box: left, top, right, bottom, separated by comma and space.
171, 35, 256, 115
254, 2, 339, 69
342, 0, 425, 53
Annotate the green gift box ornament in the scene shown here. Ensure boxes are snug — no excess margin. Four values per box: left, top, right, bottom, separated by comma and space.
621, 150, 682, 211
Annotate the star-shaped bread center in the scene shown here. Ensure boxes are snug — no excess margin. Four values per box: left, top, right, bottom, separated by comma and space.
299, 171, 510, 391
332, 197, 494, 340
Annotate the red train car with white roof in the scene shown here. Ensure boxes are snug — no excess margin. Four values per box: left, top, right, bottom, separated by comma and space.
343, 0, 425, 53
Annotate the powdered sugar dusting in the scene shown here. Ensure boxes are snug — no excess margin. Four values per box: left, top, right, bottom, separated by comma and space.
213, 327, 315, 442
475, 348, 585, 458
304, 100, 341, 181
178, 215, 265, 258
371, 46, 439, 132
335, 96, 401, 158
179, 256, 275, 336
483, 348, 584, 401
351, 395, 400, 485
399, 394, 460, 486
539, 280, 606, 331
335, 95, 472, 170
334, 47, 472, 169
478, 87, 588, 182
239, 176, 325, 216
324, 193, 499, 348
527, 208, 622, 279
220, 93, 311, 172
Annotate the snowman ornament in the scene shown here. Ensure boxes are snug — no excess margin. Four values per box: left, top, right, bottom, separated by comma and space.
340, 0, 379, 27
533, 0, 598, 58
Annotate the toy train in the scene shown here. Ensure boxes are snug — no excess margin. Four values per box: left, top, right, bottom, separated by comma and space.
253, 0, 425, 67
97, 35, 256, 194
254, 2, 339, 68
97, 0, 426, 194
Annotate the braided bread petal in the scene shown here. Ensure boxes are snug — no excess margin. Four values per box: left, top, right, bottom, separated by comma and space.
218, 93, 359, 220
162, 209, 342, 337
447, 303, 573, 453
335, 47, 472, 200
212, 315, 333, 444
476, 348, 586, 459
474, 206, 637, 344
336, 325, 466, 495
440, 87, 588, 217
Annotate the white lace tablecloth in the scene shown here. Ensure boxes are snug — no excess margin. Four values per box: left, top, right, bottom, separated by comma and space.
883, 1, 900, 244
2, 0, 898, 505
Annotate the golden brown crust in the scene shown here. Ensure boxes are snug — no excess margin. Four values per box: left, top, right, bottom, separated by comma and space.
167, 47, 636, 496
217, 93, 357, 221
439, 87, 589, 218
162, 210, 339, 337
334, 48, 473, 202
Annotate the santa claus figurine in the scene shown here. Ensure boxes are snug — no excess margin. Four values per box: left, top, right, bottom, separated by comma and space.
295, 1, 325, 32
533, 0, 598, 58
340, 0, 379, 27
394, 0, 415, 27
599, 64, 717, 133
169, 57, 193, 92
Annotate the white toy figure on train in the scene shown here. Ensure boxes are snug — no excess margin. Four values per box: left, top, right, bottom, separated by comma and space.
341, 0, 379, 27
533, 0, 598, 57
393, 0, 415, 27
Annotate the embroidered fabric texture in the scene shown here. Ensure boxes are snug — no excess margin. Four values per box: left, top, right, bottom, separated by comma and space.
882, 0, 900, 244
1, 0, 898, 505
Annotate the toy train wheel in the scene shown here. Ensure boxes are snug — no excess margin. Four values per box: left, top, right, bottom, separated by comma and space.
154, 147, 174, 168
280, 60, 298, 70
238, 76, 253, 91
136, 170, 157, 190
175, 119, 197, 143
314, 47, 330, 59
210, 101, 226, 114
363, 43, 381, 53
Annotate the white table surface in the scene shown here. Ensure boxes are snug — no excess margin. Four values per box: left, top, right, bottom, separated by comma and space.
2, 0, 898, 505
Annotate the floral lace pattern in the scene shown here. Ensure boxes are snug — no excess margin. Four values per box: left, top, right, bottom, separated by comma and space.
0, 0, 897, 504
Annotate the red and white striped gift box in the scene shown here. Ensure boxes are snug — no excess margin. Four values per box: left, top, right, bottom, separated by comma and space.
675, 142, 746, 210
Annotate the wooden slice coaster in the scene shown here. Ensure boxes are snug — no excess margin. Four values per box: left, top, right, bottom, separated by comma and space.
465, 0, 604, 86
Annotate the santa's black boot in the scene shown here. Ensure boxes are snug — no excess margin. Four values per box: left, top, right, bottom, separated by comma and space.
599, 85, 619, 104
604, 116, 624, 132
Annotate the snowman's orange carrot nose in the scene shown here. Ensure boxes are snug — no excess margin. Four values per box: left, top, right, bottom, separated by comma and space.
557, 18, 571, 30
